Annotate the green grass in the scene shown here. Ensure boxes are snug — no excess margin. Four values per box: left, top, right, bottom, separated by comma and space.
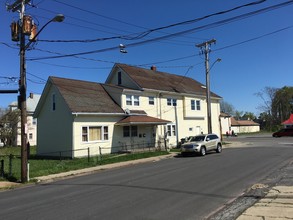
0, 146, 169, 182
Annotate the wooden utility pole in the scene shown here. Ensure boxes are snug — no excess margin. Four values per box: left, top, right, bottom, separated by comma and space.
196, 39, 216, 134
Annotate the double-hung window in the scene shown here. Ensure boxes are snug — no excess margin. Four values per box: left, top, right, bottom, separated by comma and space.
166, 124, 176, 137
149, 96, 154, 105
191, 99, 201, 110
126, 95, 140, 106
167, 98, 177, 106
82, 126, 109, 142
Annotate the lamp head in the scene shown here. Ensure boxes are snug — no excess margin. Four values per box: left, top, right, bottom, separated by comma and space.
52, 14, 65, 22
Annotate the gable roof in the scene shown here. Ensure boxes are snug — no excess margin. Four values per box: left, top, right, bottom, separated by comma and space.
114, 63, 221, 98
47, 77, 124, 114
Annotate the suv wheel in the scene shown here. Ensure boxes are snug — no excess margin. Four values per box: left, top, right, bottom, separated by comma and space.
216, 144, 222, 153
200, 147, 206, 156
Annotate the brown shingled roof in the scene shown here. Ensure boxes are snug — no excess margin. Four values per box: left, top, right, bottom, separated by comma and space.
231, 117, 259, 126
50, 77, 124, 114
117, 63, 221, 98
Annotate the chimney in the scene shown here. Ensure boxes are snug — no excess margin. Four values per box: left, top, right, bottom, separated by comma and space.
150, 65, 157, 71
29, 93, 33, 99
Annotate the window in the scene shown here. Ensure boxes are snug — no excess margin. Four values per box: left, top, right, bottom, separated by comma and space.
149, 96, 154, 105
118, 71, 122, 85
82, 126, 109, 142
166, 124, 176, 137
29, 133, 33, 140
123, 126, 138, 137
191, 100, 195, 110
167, 98, 177, 106
191, 99, 201, 110
126, 95, 140, 106
196, 100, 201, 110
52, 94, 56, 111
133, 95, 139, 106
126, 95, 132, 105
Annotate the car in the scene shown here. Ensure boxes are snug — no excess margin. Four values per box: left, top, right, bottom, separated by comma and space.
181, 134, 222, 156
272, 128, 293, 137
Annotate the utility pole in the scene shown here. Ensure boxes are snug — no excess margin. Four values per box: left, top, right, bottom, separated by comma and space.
196, 39, 216, 134
7, 0, 31, 183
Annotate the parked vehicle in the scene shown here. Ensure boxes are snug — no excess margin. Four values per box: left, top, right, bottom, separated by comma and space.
181, 134, 222, 156
272, 128, 293, 137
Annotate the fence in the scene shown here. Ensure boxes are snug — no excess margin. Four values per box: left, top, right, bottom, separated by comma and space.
35, 139, 168, 160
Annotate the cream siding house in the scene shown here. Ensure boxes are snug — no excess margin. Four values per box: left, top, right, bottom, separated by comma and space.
105, 64, 222, 148
35, 63, 222, 158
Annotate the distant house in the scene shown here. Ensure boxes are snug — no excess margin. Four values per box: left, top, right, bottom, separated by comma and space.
231, 117, 260, 133
282, 114, 293, 128
220, 113, 260, 134
34, 63, 222, 158
9, 93, 40, 146
219, 112, 231, 135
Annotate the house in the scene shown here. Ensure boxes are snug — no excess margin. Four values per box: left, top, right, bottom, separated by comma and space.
282, 114, 293, 128
219, 112, 231, 135
34, 63, 222, 158
231, 117, 260, 134
220, 113, 260, 135
8, 93, 40, 146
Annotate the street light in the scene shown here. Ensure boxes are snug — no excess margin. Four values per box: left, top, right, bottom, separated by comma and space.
206, 58, 221, 134
19, 14, 65, 182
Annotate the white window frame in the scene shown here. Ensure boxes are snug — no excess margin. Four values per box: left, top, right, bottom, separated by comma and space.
167, 98, 177, 106
149, 96, 155, 105
196, 100, 201, 110
191, 99, 201, 111
165, 124, 176, 137
126, 95, 140, 106
82, 126, 109, 142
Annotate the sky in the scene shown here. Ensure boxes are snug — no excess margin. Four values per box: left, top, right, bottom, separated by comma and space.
0, 0, 292, 116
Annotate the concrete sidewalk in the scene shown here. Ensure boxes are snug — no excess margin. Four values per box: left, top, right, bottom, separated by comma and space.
236, 185, 293, 219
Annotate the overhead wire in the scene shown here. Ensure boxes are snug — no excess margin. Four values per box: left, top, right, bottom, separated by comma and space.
39, 0, 268, 43
27, 0, 293, 61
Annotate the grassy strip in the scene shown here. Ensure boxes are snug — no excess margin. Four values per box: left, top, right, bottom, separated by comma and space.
0, 146, 169, 182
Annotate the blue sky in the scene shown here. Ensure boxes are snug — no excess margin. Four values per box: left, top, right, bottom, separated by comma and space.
1, 0, 292, 115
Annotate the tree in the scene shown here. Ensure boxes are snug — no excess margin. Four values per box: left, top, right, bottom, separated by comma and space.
272, 86, 293, 123
0, 109, 20, 146
242, 112, 256, 120
234, 110, 243, 120
220, 100, 235, 115
256, 86, 293, 130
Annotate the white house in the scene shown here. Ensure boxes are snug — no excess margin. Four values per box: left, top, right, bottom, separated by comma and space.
34, 63, 222, 158
9, 93, 40, 146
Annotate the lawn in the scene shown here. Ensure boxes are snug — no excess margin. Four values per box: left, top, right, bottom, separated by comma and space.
0, 146, 169, 182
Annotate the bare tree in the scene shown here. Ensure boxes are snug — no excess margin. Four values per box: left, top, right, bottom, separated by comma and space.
220, 100, 235, 115
0, 109, 20, 146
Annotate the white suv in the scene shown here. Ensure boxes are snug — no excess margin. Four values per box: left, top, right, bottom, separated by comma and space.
181, 134, 222, 156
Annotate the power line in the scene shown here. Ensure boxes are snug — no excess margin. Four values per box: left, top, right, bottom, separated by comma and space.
38, 0, 268, 43
27, 1, 293, 61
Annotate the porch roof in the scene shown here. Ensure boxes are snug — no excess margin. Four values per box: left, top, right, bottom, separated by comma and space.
116, 115, 171, 126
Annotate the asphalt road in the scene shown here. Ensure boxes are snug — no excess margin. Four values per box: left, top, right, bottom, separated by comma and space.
0, 136, 292, 220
